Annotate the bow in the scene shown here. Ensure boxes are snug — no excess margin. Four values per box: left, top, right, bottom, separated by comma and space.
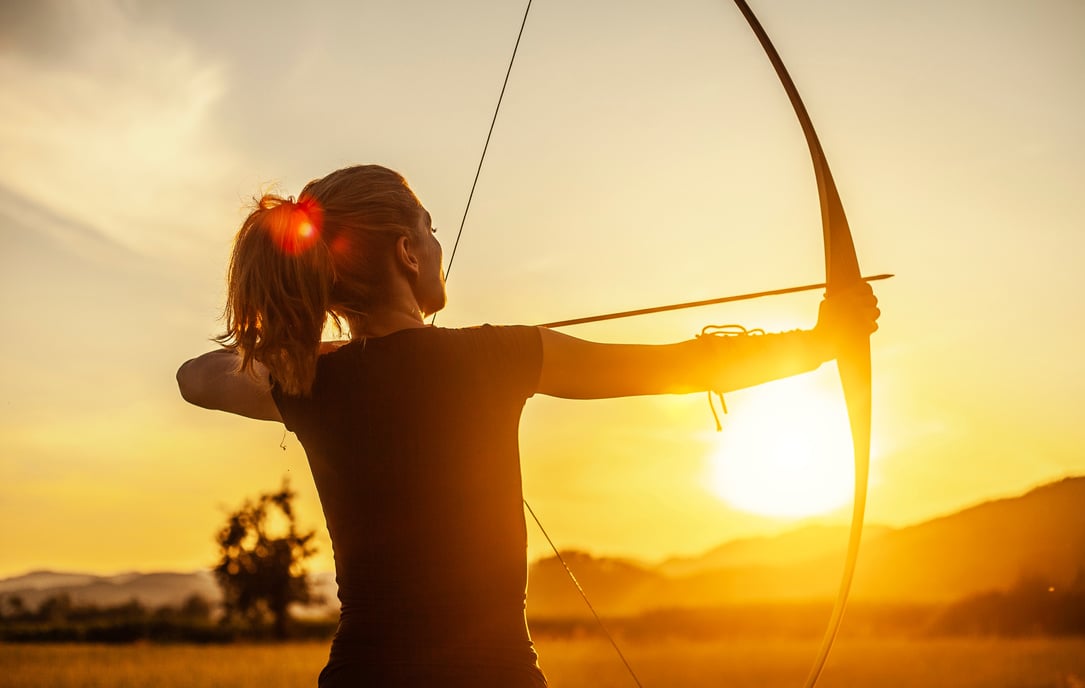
446, 2, 873, 686
732, 2, 872, 686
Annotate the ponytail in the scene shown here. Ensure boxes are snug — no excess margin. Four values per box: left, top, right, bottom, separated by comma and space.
217, 195, 334, 397
217, 165, 425, 397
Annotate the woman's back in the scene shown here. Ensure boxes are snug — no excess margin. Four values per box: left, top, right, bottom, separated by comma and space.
272, 325, 547, 686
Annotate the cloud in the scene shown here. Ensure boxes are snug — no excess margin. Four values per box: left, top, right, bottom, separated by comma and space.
0, 0, 239, 260
0, 183, 136, 265
0, 177, 230, 443
0, 0, 87, 65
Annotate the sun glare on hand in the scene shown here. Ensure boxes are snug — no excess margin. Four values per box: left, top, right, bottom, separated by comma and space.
707, 370, 855, 519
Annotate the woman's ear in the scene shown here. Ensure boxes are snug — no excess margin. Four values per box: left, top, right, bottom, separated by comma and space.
394, 234, 421, 280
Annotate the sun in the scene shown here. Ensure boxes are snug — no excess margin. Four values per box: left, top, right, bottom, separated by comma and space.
706, 369, 856, 518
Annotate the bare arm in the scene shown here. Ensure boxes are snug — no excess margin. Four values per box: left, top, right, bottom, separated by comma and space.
536, 327, 830, 399
176, 349, 282, 422
536, 288, 879, 399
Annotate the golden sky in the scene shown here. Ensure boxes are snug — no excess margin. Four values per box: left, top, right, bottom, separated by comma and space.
1, 0, 1083, 578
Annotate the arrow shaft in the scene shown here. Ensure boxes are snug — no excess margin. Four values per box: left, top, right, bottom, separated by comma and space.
538, 273, 891, 329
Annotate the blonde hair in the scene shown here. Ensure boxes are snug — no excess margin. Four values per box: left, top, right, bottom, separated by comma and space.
217, 165, 424, 396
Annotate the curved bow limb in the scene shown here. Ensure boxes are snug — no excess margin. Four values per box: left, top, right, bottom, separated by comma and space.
451, 2, 872, 686
731, 2, 873, 686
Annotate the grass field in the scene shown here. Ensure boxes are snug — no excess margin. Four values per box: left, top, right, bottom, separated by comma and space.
2, 637, 1084, 687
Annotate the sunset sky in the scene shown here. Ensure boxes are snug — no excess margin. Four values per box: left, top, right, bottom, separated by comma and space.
1, 0, 1082, 578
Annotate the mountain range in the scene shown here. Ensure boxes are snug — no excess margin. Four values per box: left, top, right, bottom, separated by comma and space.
3, 476, 1082, 619
526, 476, 1085, 616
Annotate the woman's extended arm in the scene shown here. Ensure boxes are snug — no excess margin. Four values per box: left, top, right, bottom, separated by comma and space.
536, 288, 878, 399
536, 328, 825, 399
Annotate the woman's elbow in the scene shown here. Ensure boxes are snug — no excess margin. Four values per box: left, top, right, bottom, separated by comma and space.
176, 359, 210, 408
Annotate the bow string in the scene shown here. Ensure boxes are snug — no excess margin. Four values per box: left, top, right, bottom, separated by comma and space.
445, 2, 874, 687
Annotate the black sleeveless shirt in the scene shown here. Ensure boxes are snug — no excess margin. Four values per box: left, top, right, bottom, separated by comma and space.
272, 325, 547, 687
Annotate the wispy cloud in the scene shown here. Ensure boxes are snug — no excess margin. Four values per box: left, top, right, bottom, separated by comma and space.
0, 183, 136, 264
0, 0, 238, 259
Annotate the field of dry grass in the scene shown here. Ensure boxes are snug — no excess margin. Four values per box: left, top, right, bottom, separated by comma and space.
2, 636, 1084, 688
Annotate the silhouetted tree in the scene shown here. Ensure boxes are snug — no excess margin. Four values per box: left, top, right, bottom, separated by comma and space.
1, 594, 24, 619
214, 478, 318, 639
178, 594, 213, 623
38, 594, 73, 624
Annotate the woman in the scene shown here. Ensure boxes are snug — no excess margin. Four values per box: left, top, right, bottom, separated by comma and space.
177, 164, 878, 687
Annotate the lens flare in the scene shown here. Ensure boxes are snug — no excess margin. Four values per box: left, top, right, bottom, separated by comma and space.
269, 200, 323, 255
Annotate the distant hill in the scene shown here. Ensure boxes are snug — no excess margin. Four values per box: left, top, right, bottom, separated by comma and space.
0, 570, 340, 617
5, 477, 1083, 619
0, 571, 221, 612
853, 476, 1085, 602
527, 476, 1085, 616
657, 523, 893, 577
0, 571, 107, 594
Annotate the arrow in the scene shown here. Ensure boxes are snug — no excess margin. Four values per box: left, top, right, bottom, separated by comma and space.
538, 273, 892, 329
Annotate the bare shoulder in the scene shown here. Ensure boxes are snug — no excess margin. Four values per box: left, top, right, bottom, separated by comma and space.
176, 349, 282, 423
